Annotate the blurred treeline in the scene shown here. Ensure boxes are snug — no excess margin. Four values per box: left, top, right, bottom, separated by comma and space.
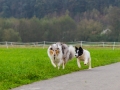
0, 0, 120, 42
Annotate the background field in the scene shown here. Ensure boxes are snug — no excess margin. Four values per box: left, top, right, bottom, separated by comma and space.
0, 47, 120, 90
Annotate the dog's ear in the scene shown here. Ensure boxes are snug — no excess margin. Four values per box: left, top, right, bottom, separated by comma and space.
79, 47, 83, 54
75, 46, 78, 50
50, 47, 53, 50
57, 48, 59, 50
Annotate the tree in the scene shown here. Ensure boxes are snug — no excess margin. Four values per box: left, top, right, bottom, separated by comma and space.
2, 28, 21, 41
107, 7, 120, 41
76, 19, 103, 41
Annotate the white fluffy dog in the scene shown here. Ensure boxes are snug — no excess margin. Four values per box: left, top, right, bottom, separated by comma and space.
47, 42, 75, 69
75, 46, 92, 69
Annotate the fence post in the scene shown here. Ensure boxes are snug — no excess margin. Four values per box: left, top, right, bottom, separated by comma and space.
34, 43, 36, 47
43, 41, 45, 49
113, 42, 115, 50
6, 41, 8, 49
80, 41, 82, 47
102, 42, 104, 47
36, 42, 38, 47
11, 42, 13, 46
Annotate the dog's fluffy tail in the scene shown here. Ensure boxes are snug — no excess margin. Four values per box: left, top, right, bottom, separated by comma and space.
68, 45, 75, 60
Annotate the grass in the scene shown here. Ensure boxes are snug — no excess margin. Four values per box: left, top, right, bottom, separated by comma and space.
0, 47, 120, 90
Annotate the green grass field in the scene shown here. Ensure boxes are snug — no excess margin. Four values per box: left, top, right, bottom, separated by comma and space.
0, 47, 120, 90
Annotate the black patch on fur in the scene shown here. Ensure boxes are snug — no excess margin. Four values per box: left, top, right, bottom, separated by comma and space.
75, 46, 83, 57
61, 43, 68, 55
56, 42, 65, 54
75, 46, 78, 53
78, 47, 83, 56
61, 44, 65, 54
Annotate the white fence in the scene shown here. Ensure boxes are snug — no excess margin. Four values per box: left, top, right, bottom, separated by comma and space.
0, 41, 120, 50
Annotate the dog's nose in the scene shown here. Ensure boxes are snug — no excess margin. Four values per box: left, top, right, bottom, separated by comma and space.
75, 55, 78, 57
54, 54, 56, 57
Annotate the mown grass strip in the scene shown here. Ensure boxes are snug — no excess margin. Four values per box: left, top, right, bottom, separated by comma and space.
0, 47, 120, 90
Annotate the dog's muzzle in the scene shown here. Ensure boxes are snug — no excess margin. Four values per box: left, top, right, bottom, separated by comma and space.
75, 55, 79, 58
54, 55, 56, 60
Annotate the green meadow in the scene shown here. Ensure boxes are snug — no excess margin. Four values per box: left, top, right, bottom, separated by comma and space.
0, 47, 120, 90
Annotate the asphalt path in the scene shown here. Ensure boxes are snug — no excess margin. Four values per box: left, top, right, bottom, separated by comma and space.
12, 62, 120, 90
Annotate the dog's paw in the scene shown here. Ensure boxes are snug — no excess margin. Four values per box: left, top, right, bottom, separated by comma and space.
84, 62, 88, 65
58, 67, 60, 70
78, 66, 81, 68
88, 67, 92, 69
53, 64, 57, 68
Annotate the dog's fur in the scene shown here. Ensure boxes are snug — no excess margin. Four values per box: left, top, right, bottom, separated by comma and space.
47, 42, 75, 69
75, 46, 91, 69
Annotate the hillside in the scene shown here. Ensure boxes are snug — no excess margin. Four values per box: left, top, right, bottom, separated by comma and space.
0, 0, 120, 42
0, 0, 119, 18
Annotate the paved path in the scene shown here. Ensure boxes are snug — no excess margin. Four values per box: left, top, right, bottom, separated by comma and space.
12, 62, 120, 90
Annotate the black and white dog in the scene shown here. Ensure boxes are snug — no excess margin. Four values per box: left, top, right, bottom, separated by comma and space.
75, 46, 92, 69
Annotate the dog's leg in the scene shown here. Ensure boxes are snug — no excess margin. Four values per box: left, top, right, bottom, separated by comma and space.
62, 58, 67, 69
62, 62, 65, 69
77, 59, 81, 68
88, 58, 92, 69
50, 59, 56, 68
58, 66, 60, 69
57, 63, 60, 69
84, 59, 88, 65
57, 60, 63, 69
62, 60, 66, 69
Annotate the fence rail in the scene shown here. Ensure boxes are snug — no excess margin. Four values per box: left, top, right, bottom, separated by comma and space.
0, 41, 120, 50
